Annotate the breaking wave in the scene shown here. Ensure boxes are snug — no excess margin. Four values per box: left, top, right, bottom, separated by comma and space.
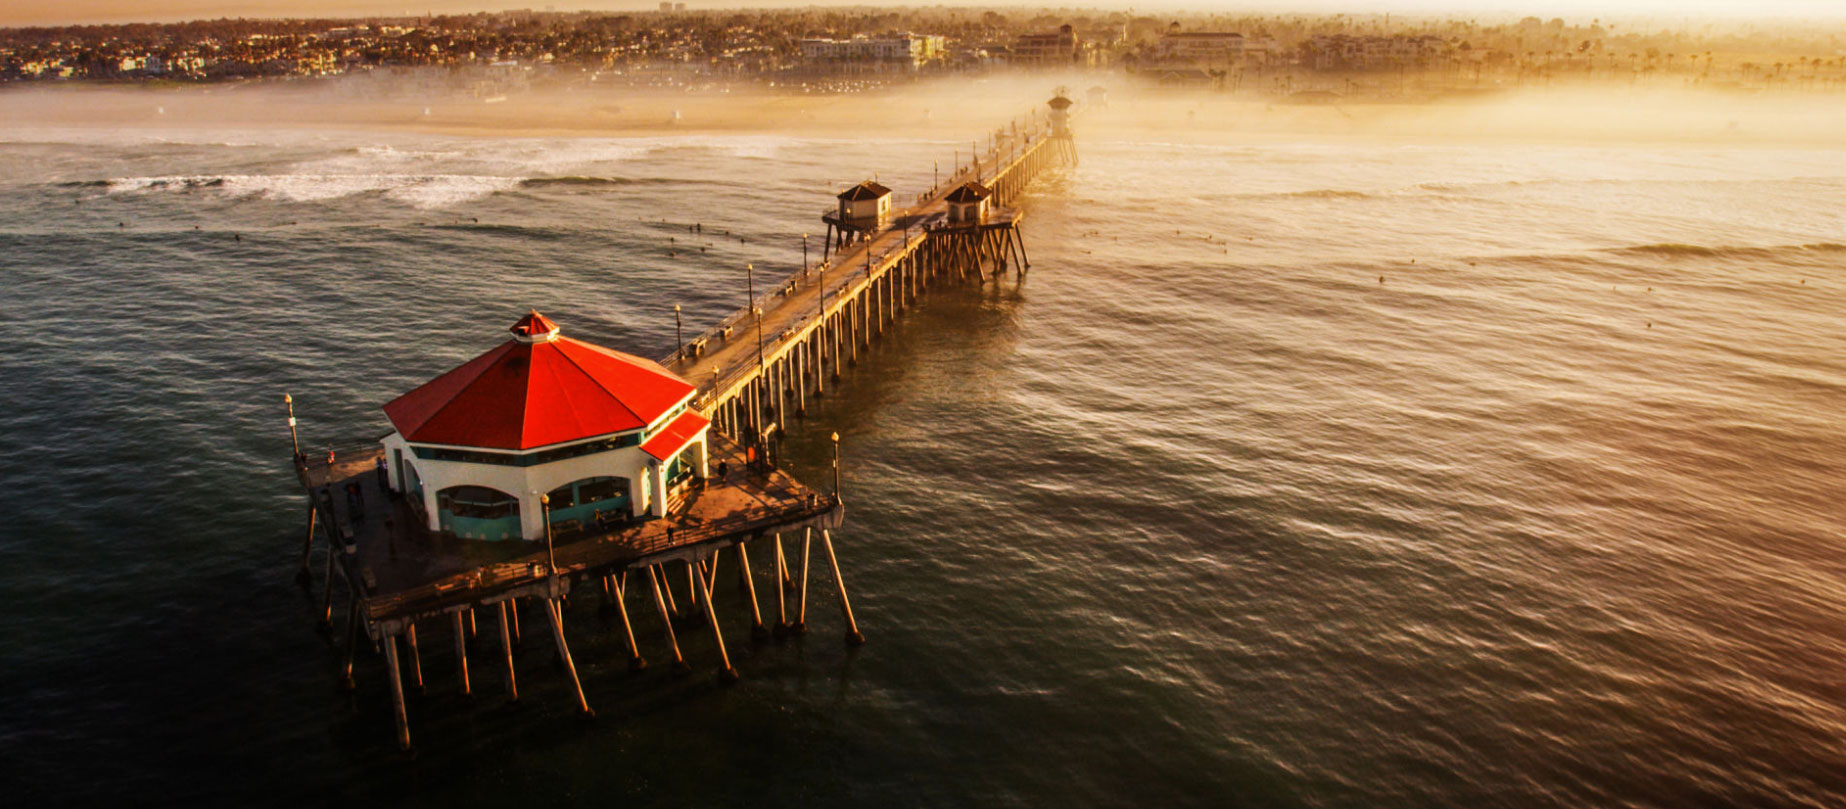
104, 173, 523, 208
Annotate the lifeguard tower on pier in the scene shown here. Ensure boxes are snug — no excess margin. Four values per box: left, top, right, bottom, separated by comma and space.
1046, 90, 1078, 165
380, 311, 711, 540
821, 179, 892, 260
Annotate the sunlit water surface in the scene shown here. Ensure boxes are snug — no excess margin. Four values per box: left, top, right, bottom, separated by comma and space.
1, 122, 1843, 807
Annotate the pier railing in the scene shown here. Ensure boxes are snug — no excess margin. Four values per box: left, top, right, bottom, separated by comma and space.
661, 105, 1064, 413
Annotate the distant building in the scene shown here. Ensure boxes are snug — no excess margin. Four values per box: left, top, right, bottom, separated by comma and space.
1157, 31, 1244, 67
799, 34, 944, 70
1013, 24, 1079, 66
1302, 34, 1452, 71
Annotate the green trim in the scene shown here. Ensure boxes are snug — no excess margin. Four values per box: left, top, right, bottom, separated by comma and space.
412, 431, 640, 467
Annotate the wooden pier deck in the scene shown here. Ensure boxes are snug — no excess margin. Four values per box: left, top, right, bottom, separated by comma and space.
663, 107, 1074, 444
299, 433, 837, 632
289, 101, 1075, 751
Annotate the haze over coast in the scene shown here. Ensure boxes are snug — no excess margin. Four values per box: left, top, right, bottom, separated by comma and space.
5, 79, 1844, 150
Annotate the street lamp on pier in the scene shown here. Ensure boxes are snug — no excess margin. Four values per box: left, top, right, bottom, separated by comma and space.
673, 303, 683, 363
540, 492, 557, 597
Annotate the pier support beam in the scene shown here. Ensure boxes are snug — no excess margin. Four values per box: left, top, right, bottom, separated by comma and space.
452, 611, 471, 697
383, 633, 412, 751
498, 601, 518, 702
794, 528, 811, 635
648, 565, 691, 676
320, 517, 338, 627
738, 541, 767, 640
340, 593, 360, 691
695, 555, 738, 684
612, 572, 646, 671
544, 598, 593, 716
822, 530, 865, 647
296, 504, 317, 586
772, 533, 790, 638
405, 621, 424, 692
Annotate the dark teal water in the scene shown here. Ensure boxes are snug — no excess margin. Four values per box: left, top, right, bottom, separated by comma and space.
2, 125, 1844, 807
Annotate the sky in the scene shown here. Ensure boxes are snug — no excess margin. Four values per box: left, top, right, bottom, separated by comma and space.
3, 1, 1844, 27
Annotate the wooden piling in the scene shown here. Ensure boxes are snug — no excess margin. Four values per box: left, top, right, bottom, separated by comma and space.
821, 530, 865, 647
794, 528, 811, 635
382, 633, 412, 751
772, 533, 790, 637
296, 504, 317, 586
452, 611, 471, 697
403, 621, 425, 692
695, 555, 738, 684
340, 592, 360, 691
319, 516, 337, 627
737, 541, 767, 640
647, 565, 691, 675
498, 601, 518, 702
543, 598, 593, 716
612, 572, 646, 671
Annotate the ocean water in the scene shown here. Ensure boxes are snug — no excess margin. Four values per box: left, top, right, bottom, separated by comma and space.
1, 119, 1844, 808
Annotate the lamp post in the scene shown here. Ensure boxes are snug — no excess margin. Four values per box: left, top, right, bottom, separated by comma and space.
540, 493, 557, 598
802, 233, 809, 277
831, 432, 841, 501
747, 263, 764, 377
673, 303, 683, 363
284, 393, 301, 461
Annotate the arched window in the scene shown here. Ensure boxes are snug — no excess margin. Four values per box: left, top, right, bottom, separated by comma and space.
436, 485, 522, 541
544, 476, 632, 529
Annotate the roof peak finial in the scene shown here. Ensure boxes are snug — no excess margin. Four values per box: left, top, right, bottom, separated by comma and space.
510, 309, 562, 343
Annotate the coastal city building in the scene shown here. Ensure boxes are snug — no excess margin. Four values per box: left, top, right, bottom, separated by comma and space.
1157, 29, 1245, 66
799, 33, 945, 70
1013, 24, 1080, 66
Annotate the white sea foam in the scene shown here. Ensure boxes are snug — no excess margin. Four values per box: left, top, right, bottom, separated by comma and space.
105, 173, 523, 208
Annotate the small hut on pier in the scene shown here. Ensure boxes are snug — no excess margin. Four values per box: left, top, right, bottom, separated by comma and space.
379, 310, 710, 541
836, 180, 893, 226
944, 180, 993, 226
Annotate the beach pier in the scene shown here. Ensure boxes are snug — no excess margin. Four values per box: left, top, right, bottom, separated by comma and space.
288, 96, 1075, 751
670, 95, 1076, 447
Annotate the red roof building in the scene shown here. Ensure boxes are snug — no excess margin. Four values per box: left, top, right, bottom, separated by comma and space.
383, 310, 694, 451
379, 311, 711, 541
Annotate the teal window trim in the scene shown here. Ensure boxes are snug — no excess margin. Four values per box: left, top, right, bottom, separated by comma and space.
411, 431, 640, 468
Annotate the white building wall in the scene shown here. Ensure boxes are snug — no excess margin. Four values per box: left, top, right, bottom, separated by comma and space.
381, 421, 710, 540
843, 195, 889, 220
